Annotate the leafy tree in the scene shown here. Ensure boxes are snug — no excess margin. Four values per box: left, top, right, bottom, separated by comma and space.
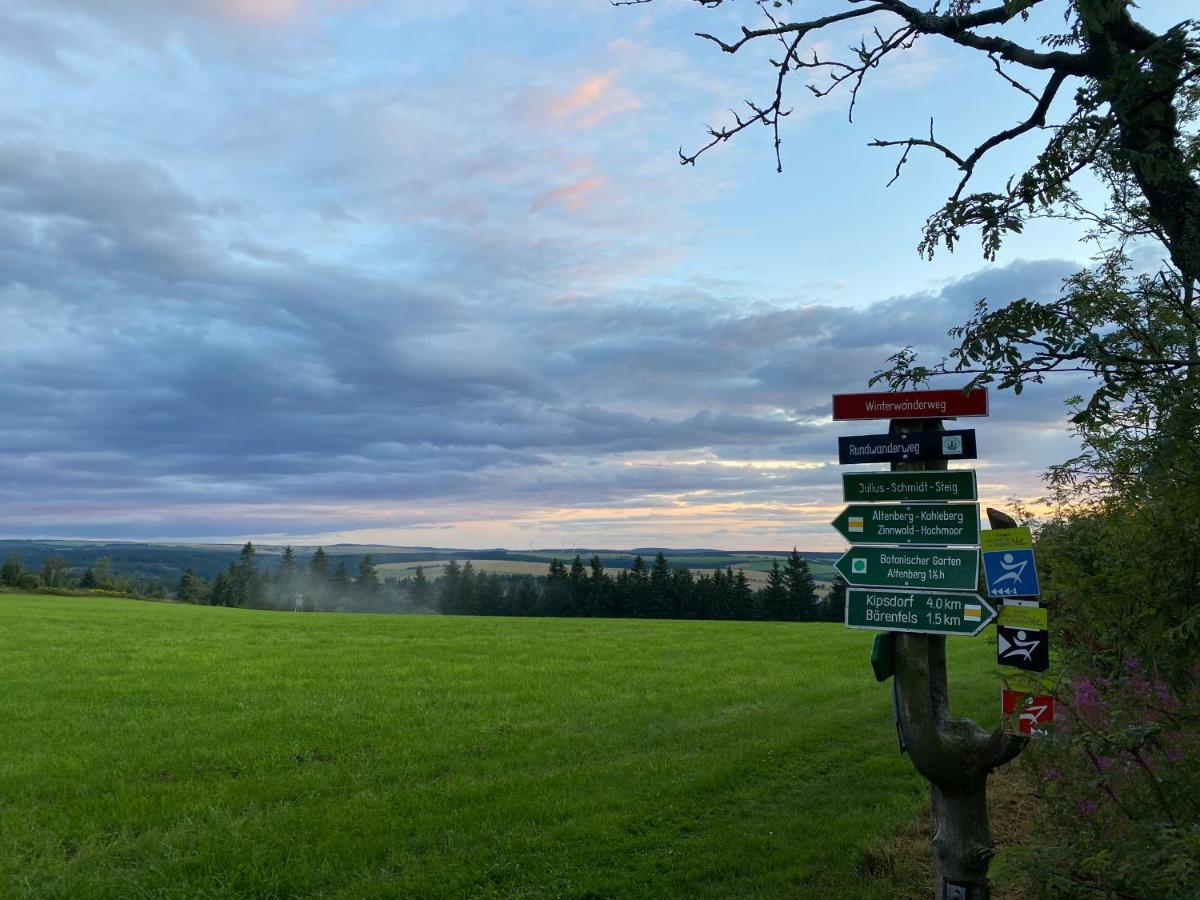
177, 568, 210, 604
210, 569, 235, 607
40, 554, 69, 589
91, 556, 115, 590
0, 553, 21, 587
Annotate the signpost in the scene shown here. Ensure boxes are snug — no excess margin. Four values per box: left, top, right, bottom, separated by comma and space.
833, 388, 989, 421
832, 502, 979, 546
1001, 688, 1055, 735
835, 546, 979, 591
996, 625, 1050, 671
996, 604, 1049, 671
980, 527, 1033, 553
842, 470, 978, 503
845, 588, 996, 636
838, 429, 977, 465
830, 386, 1036, 899
997, 604, 1047, 630
982, 527, 1041, 597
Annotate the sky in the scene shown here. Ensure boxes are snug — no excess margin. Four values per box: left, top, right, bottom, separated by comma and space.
0, 0, 1187, 551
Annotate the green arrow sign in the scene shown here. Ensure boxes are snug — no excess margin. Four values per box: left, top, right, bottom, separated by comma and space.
831, 502, 979, 546
835, 547, 979, 590
841, 470, 977, 503
846, 588, 996, 636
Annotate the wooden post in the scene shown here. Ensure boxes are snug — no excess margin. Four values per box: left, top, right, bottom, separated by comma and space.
888, 417, 1026, 899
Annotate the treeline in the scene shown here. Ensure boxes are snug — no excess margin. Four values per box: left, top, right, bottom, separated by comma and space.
0, 552, 167, 598
175, 542, 847, 622
437, 551, 846, 621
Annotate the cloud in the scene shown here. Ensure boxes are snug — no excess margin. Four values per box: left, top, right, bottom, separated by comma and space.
530, 174, 606, 212
546, 70, 642, 129
210, 0, 305, 22
0, 1, 1094, 549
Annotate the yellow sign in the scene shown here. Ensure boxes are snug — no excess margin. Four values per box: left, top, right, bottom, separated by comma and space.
998, 604, 1048, 630
981, 526, 1033, 553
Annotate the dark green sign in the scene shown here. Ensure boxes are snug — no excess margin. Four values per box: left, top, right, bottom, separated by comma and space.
831, 502, 979, 546
835, 547, 979, 590
841, 470, 978, 503
846, 588, 996, 636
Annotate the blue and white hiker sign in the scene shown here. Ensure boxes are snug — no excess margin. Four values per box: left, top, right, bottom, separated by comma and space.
980, 527, 1041, 598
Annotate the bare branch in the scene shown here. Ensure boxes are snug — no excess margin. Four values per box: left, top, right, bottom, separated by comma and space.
988, 52, 1039, 100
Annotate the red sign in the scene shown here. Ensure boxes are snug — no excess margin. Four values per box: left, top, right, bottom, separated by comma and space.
1001, 688, 1055, 735
832, 389, 989, 421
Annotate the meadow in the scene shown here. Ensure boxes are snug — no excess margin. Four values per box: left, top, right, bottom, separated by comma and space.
0, 594, 1001, 898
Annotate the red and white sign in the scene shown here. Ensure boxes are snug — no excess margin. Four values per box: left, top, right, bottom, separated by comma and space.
1001, 688, 1055, 735
832, 389, 989, 421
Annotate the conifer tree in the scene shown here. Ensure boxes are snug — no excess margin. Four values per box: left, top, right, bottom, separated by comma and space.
439, 559, 462, 614
355, 555, 380, 602
732, 568, 754, 620
648, 552, 672, 618
459, 561, 480, 615
568, 555, 588, 616
228, 542, 261, 607
825, 576, 847, 623
409, 565, 431, 609
542, 558, 570, 616
784, 548, 818, 621
626, 555, 649, 617
588, 554, 610, 617
761, 559, 786, 620
309, 547, 329, 582
331, 560, 351, 608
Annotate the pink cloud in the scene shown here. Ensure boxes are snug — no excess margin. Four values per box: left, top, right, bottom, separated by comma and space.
211, 0, 305, 22
531, 174, 606, 213
548, 70, 641, 129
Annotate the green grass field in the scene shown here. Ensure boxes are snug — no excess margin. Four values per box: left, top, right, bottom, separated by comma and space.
0, 594, 1001, 898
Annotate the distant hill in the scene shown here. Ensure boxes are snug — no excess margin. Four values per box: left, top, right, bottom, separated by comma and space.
0, 540, 840, 588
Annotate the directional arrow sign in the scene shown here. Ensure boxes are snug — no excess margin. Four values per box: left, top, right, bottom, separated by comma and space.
832, 389, 989, 421
832, 502, 979, 546
846, 588, 996, 636
838, 430, 977, 465
842, 470, 978, 504
835, 546, 979, 590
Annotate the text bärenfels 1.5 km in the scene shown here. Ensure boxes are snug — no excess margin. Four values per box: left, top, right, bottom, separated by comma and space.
845, 588, 997, 636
